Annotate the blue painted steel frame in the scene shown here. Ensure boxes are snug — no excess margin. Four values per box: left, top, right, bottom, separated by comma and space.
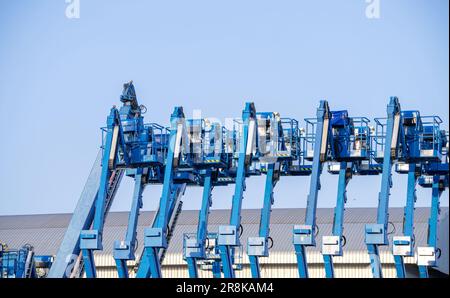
393, 163, 418, 278
136, 107, 185, 278
293, 100, 331, 278
323, 161, 351, 278
365, 97, 402, 278
80, 107, 128, 278
186, 170, 214, 278
248, 163, 279, 278
113, 168, 145, 278
419, 175, 444, 278
48, 150, 103, 278
218, 102, 256, 278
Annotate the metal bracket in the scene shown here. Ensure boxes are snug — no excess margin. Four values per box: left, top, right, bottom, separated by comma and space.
80, 230, 102, 250
417, 247, 436, 266
144, 227, 167, 248
218, 225, 239, 246
293, 225, 314, 246
392, 236, 413, 256
321, 236, 342, 256
247, 237, 268, 257
364, 224, 387, 245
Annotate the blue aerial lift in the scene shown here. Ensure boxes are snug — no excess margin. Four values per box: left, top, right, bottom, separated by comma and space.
292, 100, 335, 278
49, 82, 174, 278
135, 106, 188, 278
247, 113, 320, 278
113, 167, 146, 278
47, 84, 448, 279
182, 119, 234, 278
391, 113, 445, 278
416, 129, 449, 278
0, 243, 54, 278
78, 82, 167, 278
216, 102, 258, 278
364, 96, 406, 278
246, 113, 289, 278
113, 120, 185, 277
321, 114, 382, 278
246, 162, 280, 278
183, 112, 299, 278
368, 108, 446, 278
291, 104, 381, 278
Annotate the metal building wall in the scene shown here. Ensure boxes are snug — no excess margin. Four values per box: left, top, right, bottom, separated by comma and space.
93, 264, 398, 278
92, 251, 399, 278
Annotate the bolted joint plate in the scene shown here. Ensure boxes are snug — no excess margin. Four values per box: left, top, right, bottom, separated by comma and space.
321, 236, 342, 256
144, 227, 167, 248
218, 225, 239, 246
80, 230, 103, 250
293, 225, 314, 246
417, 247, 436, 266
247, 237, 268, 257
392, 236, 413, 257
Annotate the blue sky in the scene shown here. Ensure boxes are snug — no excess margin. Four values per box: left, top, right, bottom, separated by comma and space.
0, 0, 448, 215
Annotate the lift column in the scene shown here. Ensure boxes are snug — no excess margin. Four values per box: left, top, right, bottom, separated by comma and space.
113, 168, 145, 278
248, 162, 280, 278
417, 129, 448, 277
79, 107, 128, 278
136, 107, 186, 278
418, 175, 446, 277
293, 100, 332, 278
49, 82, 141, 278
218, 102, 257, 278
322, 162, 352, 278
364, 97, 402, 278
185, 170, 214, 278
392, 163, 419, 278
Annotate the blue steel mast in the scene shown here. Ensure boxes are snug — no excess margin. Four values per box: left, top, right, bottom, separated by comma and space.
322, 162, 352, 278
136, 106, 186, 278
217, 102, 257, 278
322, 113, 380, 278
247, 112, 290, 278
391, 111, 423, 278
183, 120, 232, 278
418, 175, 446, 277
417, 129, 448, 278
364, 96, 402, 278
50, 82, 140, 278
247, 162, 280, 278
293, 100, 332, 278
113, 168, 145, 278
184, 169, 214, 278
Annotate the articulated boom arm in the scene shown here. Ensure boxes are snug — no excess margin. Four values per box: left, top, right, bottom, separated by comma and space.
418, 175, 446, 277
293, 100, 332, 278
217, 102, 257, 278
391, 111, 425, 278
247, 162, 280, 277
50, 84, 448, 280
322, 161, 352, 278
49, 82, 141, 278
183, 121, 229, 278
247, 113, 285, 278
365, 96, 402, 278
113, 168, 146, 278
417, 130, 448, 278
136, 107, 186, 278
184, 169, 214, 278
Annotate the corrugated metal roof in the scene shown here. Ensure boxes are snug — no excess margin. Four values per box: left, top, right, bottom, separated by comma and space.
0, 207, 447, 258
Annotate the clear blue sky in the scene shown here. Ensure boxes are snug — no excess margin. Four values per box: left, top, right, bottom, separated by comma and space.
0, 0, 448, 215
